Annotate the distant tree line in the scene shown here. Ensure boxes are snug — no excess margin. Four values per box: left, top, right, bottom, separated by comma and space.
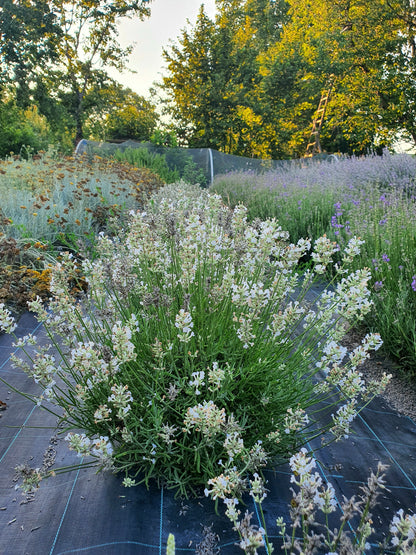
2, 0, 416, 159
160, 0, 416, 158
0, 0, 159, 156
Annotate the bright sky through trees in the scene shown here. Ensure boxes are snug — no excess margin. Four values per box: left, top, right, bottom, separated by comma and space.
108, 0, 217, 97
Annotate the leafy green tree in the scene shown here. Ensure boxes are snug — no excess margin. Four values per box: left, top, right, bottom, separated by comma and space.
161, 6, 219, 148
49, 0, 152, 143
1, 0, 152, 145
0, 0, 60, 105
84, 83, 158, 141
252, 0, 408, 155
162, 0, 416, 157
381, 0, 416, 146
161, 1, 289, 156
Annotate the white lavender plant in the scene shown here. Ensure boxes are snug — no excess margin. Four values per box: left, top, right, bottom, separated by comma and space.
1, 183, 390, 496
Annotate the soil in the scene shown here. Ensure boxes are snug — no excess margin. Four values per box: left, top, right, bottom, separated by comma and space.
341, 329, 416, 421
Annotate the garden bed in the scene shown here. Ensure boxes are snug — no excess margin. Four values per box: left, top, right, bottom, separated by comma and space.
1, 313, 416, 554
1, 174, 416, 553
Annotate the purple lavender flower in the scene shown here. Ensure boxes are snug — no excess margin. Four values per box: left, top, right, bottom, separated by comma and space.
334, 201, 343, 217
345, 220, 351, 235
374, 281, 383, 291
331, 215, 344, 236
382, 254, 390, 263
412, 276, 416, 292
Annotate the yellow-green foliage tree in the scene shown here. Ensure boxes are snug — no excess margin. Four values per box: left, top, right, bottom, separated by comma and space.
161, 0, 288, 156
258, 0, 406, 157
161, 0, 416, 158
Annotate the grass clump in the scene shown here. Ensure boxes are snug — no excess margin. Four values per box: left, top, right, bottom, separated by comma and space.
112, 145, 208, 186
1, 184, 389, 497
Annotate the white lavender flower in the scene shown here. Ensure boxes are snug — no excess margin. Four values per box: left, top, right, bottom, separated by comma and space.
0, 302, 17, 333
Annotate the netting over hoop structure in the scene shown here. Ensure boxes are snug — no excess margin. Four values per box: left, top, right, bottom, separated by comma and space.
75, 139, 338, 187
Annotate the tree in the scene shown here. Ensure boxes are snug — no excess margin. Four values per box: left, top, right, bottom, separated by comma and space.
161, 1, 289, 156
161, 6, 219, 148
162, 0, 416, 157
49, 0, 152, 143
0, 0, 61, 105
252, 0, 407, 155
84, 83, 159, 141
382, 0, 416, 145
0, 0, 152, 145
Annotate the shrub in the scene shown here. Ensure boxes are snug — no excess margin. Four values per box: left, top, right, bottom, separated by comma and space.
0, 104, 54, 159
113, 146, 180, 183
0, 151, 165, 245
0, 236, 55, 313
0, 151, 165, 312
1, 184, 389, 496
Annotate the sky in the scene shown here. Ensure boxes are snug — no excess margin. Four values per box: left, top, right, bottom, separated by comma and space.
109, 0, 217, 98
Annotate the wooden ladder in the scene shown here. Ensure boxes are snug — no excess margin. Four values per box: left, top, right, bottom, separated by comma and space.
305, 79, 334, 157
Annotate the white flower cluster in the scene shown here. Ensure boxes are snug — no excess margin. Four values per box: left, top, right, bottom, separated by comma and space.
12, 333, 37, 348
289, 448, 337, 516
93, 404, 112, 423
249, 472, 267, 504
65, 432, 114, 470
70, 342, 112, 384
224, 431, 245, 461
107, 384, 133, 420
29, 352, 57, 388
0, 302, 16, 334
390, 509, 416, 548
188, 371, 205, 395
183, 400, 226, 438
233, 312, 256, 349
111, 321, 136, 363
175, 309, 195, 343
311, 235, 339, 274
81, 258, 107, 308
316, 341, 348, 371
330, 400, 357, 440
284, 407, 310, 434
313, 333, 390, 436
342, 235, 365, 264
268, 301, 306, 340
207, 361, 226, 391
204, 467, 244, 500
335, 268, 373, 320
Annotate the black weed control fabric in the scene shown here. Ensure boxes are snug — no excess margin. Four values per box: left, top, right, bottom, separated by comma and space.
1, 313, 416, 555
